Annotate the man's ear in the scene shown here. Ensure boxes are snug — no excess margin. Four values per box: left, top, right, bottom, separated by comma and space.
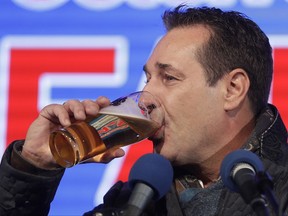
223, 68, 250, 111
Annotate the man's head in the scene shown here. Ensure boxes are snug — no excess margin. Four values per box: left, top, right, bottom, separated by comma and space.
143, 5, 272, 169
162, 5, 273, 115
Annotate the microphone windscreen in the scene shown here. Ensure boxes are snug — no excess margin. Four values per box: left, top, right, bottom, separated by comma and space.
128, 153, 173, 200
220, 149, 264, 192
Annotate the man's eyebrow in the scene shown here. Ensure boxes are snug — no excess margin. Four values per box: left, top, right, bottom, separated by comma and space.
143, 62, 174, 73
156, 62, 183, 74
156, 62, 172, 70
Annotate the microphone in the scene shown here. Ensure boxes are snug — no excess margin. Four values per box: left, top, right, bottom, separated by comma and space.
220, 149, 278, 216
123, 153, 173, 216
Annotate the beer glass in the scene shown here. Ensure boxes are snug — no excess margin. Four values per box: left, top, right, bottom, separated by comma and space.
49, 91, 163, 168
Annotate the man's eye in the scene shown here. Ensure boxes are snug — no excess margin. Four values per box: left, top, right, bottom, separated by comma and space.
164, 74, 176, 81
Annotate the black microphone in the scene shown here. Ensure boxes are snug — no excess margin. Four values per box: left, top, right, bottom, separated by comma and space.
220, 149, 278, 216
122, 153, 173, 216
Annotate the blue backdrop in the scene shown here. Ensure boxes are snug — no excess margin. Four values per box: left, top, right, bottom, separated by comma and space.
0, 1, 287, 215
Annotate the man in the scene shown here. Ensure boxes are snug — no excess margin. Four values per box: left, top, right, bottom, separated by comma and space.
1, 5, 287, 216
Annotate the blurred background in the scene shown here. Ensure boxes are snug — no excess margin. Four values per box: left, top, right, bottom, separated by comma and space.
0, 0, 287, 215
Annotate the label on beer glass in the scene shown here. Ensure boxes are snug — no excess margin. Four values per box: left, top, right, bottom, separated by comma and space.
89, 114, 159, 149
89, 97, 159, 149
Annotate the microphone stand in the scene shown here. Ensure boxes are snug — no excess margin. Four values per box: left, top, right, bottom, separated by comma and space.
256, 171, 280, 216
249, 193, 269, 216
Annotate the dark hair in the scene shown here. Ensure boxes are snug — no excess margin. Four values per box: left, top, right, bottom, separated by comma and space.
162, 5, 273, 114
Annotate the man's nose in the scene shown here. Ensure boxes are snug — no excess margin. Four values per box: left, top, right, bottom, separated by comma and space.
137, 91, 164, 124
138, 91, 159, 113
142, 80, 161, 100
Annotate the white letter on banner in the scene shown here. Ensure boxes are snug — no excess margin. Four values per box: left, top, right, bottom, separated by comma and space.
11, 0, 69, 11
74, 0, 123, 10
126, 0, 159, 9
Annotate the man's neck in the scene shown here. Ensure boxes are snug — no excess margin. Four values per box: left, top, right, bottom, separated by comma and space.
177, 117, 256, 188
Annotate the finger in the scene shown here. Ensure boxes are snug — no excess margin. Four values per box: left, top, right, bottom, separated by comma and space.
99, 148, 126, 163
82, 99, 101, 116
96, 96, 111, 108
62, 99, 86, 120
106, 148, 126, 159
40, 104, 71, 127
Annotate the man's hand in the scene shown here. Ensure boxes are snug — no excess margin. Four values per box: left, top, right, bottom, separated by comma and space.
22, 97, 125, 169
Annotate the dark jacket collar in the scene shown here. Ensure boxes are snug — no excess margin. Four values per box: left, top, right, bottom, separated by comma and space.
243, 103, 288, 165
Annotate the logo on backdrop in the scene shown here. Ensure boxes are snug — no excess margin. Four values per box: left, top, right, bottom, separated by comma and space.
0, 35, 128, 157
12, 0, 69, 11
268, 35, 288, 127
11, 0, 282, 11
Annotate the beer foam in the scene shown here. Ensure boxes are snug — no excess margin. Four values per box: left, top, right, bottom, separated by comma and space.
99, 97, 149, 119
